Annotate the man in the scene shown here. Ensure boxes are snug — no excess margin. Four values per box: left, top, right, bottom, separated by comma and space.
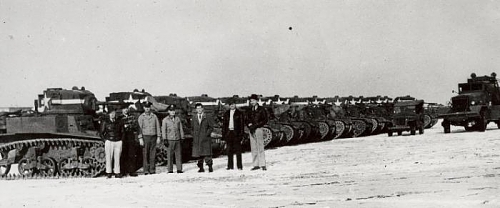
246, 94, 268, 171
191, 103, 214, 172
100, 110, 124, 178
120, 107, 139, 177
162, 105, 185, 174
222, 99, 244, 170
137, 102, 161, 175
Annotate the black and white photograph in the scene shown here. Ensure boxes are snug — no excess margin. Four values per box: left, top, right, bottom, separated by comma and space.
0, 1, 499, 207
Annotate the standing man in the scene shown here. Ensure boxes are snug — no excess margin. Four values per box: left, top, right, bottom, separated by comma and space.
100, 110, 124, 178
120, 107, 139, 177
162, 105, 185, 174
222, 99, 244, 170
247, 94, 269, 171
138, 102, 161, 175
191, 103, 214, 172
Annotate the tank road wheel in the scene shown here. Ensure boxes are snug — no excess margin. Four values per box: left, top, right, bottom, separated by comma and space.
79, 157, 96, 177
58, 159, 77, 177
0, 151, 11, 177
39, 158, 57, 177
18, 158, 35, 176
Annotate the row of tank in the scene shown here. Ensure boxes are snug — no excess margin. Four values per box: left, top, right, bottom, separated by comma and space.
0, 87, 446, 179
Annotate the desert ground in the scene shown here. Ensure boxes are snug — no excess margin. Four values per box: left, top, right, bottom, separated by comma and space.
1, 121, 499, 208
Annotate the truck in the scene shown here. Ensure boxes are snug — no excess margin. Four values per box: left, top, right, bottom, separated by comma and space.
387, 100, 425, 136
438, 73, 500, 133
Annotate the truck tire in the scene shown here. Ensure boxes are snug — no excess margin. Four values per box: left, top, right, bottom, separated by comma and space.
443, 120, 451, 133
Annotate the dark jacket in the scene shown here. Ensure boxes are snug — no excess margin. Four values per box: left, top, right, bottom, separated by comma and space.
246, 105, 268, 132
191, 113, 214, 157
121, 114, 138, 140
100, 118, 124, 141
222, 109, 245, 137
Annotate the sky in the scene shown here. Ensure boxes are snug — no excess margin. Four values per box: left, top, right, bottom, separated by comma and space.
1, 0, 500, 107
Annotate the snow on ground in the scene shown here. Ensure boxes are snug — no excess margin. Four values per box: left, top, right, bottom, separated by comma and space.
1, 121, 499, 208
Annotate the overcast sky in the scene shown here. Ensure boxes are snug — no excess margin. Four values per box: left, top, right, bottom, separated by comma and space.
1, 0, 499, 107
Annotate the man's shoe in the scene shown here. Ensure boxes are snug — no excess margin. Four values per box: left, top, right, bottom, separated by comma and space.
129, 173, 138, 177
150, 172, 156, 175
238, 168, 243, 170
198, 168, 205, 173
106, 173, 113, 179
167, 171, 174, 174
261, 166, 267, 171
144, 172, 149, 175
250, 166, 260, 171
226, 167, 233, 170
177, 170, 183, 173
115, 174, 123, 178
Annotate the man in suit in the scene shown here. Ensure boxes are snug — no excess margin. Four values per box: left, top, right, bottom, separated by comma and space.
246, 94, 269, 171
162, 105, 185, 173
120, 107, 139, 177
222, 99, 244, 170
191, 103, 215, 172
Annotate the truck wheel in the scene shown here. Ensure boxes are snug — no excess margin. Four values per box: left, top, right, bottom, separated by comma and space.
410, 125, 416, 135
388, 131, 393, 137
477, 117, 487, 132
443, 120, 451, 133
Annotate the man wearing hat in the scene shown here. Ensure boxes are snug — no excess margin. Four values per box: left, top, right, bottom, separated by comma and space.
222, 99, 244, 170
120, 107, 139, 177
161, 104, 185, 173
246, 94, 268, 171
137, 102, 161, 175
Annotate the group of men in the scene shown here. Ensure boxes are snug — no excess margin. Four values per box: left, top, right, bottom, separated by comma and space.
99, 94, 268, 178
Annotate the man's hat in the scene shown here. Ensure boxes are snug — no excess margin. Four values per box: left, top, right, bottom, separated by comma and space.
167, 104, 176, 111
249, 94, 259, 100
226, 98, 236, 105
143, 102, 152, 108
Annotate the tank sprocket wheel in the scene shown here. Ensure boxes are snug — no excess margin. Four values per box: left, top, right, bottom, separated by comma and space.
334, 121, 345, 139
280, 125, 295, 143
262, 127, 273, 147
93, 146, 106, 164
318, 122, 329, 140
0, 151, 11, 177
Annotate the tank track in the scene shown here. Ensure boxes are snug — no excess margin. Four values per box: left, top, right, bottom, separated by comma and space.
0, 138, 105, 180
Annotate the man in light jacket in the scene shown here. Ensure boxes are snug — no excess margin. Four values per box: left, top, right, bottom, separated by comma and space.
162, 105, 185, 173
138, 102, 161, 175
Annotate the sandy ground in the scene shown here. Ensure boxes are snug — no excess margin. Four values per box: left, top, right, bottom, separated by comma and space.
1, 121, 499, 208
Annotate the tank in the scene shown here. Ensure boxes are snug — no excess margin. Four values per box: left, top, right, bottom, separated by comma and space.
0, 87, 105, 178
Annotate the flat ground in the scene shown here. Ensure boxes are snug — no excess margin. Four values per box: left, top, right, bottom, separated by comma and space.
1, 121, 499, 208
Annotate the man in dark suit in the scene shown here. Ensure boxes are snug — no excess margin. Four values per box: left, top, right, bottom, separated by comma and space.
222, 99, 245, 170
191, 103, 215, 172
246, 94, 269, 171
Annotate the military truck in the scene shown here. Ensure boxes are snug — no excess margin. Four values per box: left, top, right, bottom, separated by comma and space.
439, 73, 500, 133
387, 100, 425, 136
